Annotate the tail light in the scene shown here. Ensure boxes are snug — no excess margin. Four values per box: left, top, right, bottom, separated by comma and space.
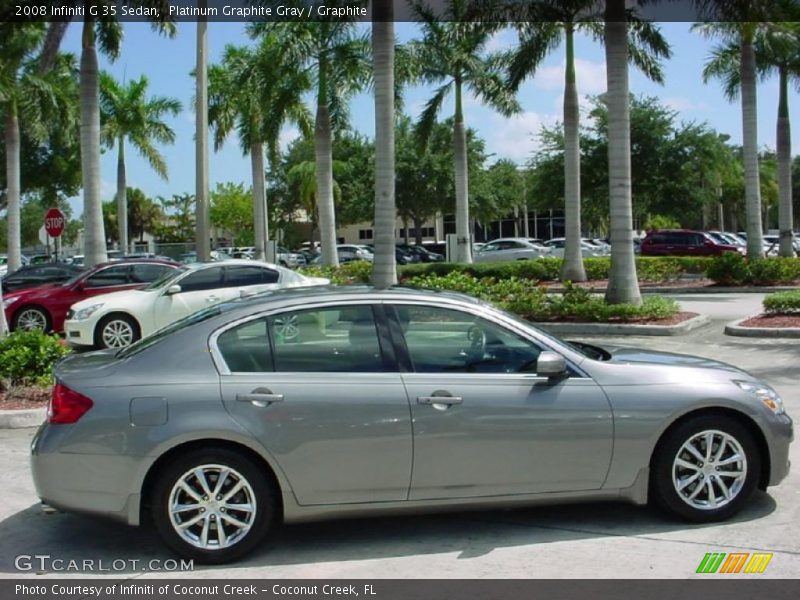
48, 383, 94, 424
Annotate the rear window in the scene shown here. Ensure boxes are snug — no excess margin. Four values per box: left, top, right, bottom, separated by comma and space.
117, 306, 222, 358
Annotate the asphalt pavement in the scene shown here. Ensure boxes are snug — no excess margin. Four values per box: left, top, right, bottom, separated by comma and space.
1, 292, 797, 579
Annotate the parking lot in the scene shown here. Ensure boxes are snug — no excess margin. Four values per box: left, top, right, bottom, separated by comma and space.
0, 293, 797, 579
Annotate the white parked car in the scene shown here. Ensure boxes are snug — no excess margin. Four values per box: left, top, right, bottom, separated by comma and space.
473, 238, 551, 263
64, 260, 329, 349
544, 238, 605, 258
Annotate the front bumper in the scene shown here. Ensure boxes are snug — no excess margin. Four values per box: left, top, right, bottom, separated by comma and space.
63, 318, 95, 347
766, 413, 793, 487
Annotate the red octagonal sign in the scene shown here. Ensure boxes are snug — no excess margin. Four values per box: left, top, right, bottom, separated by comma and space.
44, 207, 66, 237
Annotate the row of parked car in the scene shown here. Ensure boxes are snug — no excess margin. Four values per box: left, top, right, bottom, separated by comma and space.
2, 257, 329, 350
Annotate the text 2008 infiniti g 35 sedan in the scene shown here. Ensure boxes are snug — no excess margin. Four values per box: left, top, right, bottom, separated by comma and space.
32, 287, 793, 563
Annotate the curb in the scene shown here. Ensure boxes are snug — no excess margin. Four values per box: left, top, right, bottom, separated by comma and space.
543, 285, 797, 295
534, 313, 710, 336
724, 316, 800, 338
0, 408, 45, 429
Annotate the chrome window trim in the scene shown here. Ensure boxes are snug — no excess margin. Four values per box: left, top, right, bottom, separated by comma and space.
209, 294, 591, 380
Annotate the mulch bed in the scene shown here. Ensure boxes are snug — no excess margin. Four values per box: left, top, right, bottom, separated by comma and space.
0, 386, 50, 411
532, 311, 699, 326
539, 279, 714, 290
739, 314, 800, 329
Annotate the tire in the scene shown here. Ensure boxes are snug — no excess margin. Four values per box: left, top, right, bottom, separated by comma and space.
12, 305, 51, 332
94, 314, 140, 349
151, 448, 277, 564
651, 414, 760, 522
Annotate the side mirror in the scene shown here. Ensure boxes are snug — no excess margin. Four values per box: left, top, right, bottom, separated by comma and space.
166, 284, 182, 295
74, 281, 85, 292
536, 351, 566, 378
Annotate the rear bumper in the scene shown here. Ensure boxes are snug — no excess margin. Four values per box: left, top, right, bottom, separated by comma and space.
31, 423, 140, 524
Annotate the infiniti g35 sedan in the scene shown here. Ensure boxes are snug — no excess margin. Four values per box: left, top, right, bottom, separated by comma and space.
32, 287, 793, 564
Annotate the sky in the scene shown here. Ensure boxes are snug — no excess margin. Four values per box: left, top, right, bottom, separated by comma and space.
55, 21, 800, 216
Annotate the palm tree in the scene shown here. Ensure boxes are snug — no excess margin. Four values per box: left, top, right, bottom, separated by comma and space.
208, 37, 312, 261
694, 19, 771, 258
372, 0, 397, 288
99, 73, 180, 254
1, 24, 78, 274
250, 20, 370, 266
196, 9, 210, 261
699, 24, 800, 257
409, 0, 520, 264
508, 2, 670, 282
40, 2, 174, 267
604, 0, 640, 304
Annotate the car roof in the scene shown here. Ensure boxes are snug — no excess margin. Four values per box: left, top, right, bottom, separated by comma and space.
180, 259, 285, 271
215, 285, 482, 321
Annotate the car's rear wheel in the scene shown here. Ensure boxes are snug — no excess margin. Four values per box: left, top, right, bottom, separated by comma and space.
12, 305, 50, 332
95, 314, 140, 349
151, 448, 276, 563
651, 415, 760, 522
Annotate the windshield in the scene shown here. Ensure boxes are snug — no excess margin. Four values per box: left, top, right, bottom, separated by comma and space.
144, 266, 188, 290
117, 305, 222, 358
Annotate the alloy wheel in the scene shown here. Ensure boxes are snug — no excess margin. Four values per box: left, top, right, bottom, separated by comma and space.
672, 429, 747, 511
168, 464, 257, 550
101, 320, 135, 348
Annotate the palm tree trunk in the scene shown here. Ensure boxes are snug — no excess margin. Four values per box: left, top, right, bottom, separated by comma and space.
776, 65, 793, 257
740, 33, 764, 258
315, 57, 339, 267
604, 4, 641, 305
5, 103, 22, 273
80, 17, 107, 268
453, 78, 472, 263
195, 11, 211, 260
562, 24, 586, 282
251, 142, 267, 261
116, 136, 129, 254
371, 12, 397, 289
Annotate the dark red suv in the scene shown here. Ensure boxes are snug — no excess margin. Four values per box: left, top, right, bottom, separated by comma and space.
2, 259, 179, 333
640, 229, 742, 257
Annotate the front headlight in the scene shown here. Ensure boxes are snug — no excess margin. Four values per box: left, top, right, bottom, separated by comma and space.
735, 380, 785, 415
73, 303, 103, 321
2, 297, 18, 309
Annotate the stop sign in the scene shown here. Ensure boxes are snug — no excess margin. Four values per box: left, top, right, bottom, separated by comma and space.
44, 208, 65, 237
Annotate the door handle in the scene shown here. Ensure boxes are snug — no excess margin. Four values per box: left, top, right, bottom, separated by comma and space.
205, 295, 220, 303
236, 388, 284, 407
417, 392, 463, 406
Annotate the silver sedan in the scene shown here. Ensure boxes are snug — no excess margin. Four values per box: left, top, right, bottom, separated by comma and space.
31, 287, 792, 564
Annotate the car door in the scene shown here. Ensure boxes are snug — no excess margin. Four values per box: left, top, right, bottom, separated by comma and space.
216, 303, 413, 506
388, 303, 613, 500
153, 266, 224, 329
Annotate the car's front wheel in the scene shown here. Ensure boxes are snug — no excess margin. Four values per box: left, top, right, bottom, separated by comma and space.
651, 415, 760, 522
151, 448, 276, 563
95, 314, 140, 349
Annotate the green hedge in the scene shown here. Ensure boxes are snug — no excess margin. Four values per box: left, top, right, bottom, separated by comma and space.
0, 330, 72, 387
706, 253, 800, 286
300, 255, 800, 287
763, 290, 800, 315
403, 274, 680, 323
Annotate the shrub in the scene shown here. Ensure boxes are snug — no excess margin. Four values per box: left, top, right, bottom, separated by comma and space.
0, 330, 72, 387
707, 254, 800, 285
404, 275, 679, 323
763, 290, 800, 315
299, 260, 373, 285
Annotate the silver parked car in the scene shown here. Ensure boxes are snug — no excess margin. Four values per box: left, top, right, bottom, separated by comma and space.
32, 287, 792, 563
474, 238, 551, 262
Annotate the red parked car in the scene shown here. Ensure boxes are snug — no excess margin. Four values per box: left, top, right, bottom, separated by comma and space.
2, 259, 179, 333
639, 229, 742, 257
